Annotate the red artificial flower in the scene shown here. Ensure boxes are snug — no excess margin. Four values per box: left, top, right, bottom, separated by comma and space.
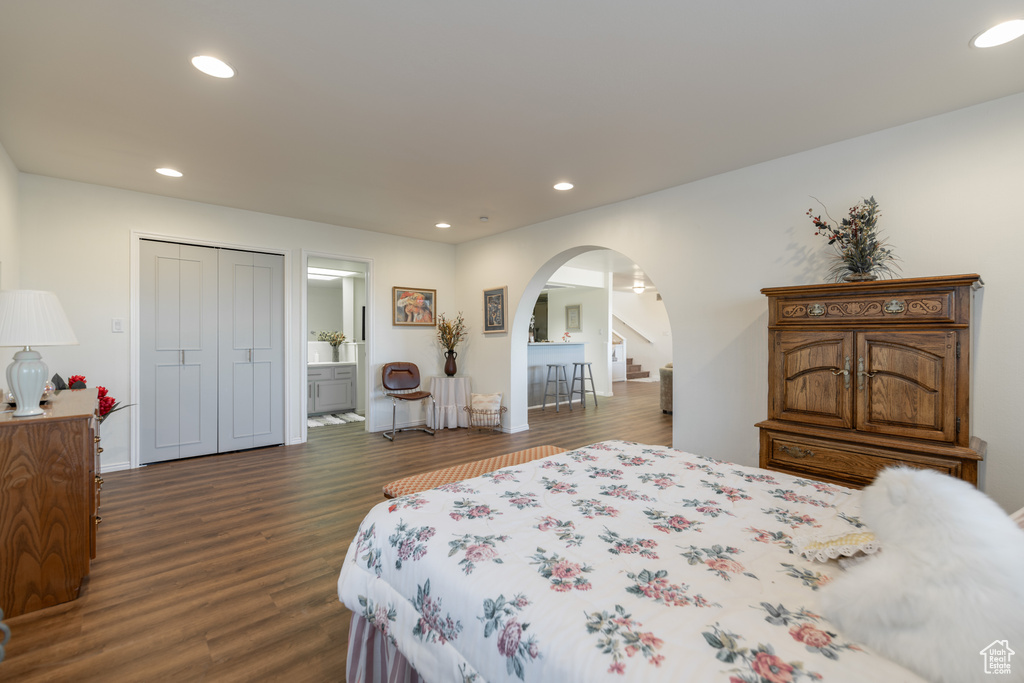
68, 375, 87, 387
99, 395, 117, 416
97, 386, 109, 398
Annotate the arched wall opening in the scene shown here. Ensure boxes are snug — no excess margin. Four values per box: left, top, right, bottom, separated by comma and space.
506, 245, 672, 431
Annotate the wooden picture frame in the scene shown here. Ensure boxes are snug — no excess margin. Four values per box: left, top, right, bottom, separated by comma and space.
392, 287, 436, 326
483, 286, 508, 334
565, 304, 582, 332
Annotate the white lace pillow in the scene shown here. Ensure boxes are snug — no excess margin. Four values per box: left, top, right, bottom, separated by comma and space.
797, 530, 880, 563
470, 393, 502, 427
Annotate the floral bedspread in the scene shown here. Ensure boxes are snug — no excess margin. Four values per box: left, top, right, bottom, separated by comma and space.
337, 440, 924, 682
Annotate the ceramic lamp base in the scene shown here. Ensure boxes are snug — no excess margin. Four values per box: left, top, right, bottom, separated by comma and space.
6, 348, 47, 417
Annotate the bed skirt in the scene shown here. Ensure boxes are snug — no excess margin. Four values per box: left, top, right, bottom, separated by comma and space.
348, 614, 424, 683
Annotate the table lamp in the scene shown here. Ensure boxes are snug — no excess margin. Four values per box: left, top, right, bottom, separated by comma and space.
0, 290, 79, 417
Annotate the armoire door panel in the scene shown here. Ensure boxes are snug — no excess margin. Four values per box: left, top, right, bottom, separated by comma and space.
771, 330, 853, 428
856, 331, 956, 442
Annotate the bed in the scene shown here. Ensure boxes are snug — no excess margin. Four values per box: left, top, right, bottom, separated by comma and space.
337, 440, 926, 682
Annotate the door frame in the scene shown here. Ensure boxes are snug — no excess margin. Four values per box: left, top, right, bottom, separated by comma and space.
300, 249, 375, 443
130, 231, 293, 469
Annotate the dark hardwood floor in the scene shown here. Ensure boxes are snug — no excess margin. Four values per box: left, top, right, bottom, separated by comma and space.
0, 381, 671, 682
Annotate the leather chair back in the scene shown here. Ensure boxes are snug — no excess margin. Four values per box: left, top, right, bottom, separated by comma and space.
382, 362, 422, 392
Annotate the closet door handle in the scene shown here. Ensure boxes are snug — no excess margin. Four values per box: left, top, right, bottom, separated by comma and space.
180, 350, 185, 365
249, 348, 253, 363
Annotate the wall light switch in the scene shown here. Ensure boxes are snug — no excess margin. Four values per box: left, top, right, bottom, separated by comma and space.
112, 318, 125, 333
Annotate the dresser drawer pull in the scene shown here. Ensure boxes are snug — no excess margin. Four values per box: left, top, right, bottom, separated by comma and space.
780, 445, 815, 459
884, 299, 906, 314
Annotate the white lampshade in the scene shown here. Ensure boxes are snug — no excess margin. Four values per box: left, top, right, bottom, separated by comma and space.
0, 290, 78, 417
0, 290, 79, 347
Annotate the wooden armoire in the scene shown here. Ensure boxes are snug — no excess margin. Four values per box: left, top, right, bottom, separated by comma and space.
756, 274, 984, 488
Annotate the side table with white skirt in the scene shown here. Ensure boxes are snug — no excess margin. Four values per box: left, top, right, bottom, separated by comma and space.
427, 376, 470, 428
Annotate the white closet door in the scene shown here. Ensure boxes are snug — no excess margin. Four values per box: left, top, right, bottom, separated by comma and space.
218, 249, 284, 451
140, 240, 219, 464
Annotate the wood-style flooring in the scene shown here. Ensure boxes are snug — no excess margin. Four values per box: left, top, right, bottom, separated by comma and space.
0, 381, 671, 682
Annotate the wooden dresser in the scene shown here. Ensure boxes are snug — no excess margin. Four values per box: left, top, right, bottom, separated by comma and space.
0, 389, 100, 617
756, 274, 984, 488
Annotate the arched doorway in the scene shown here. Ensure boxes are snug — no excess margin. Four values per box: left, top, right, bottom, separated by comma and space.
507, 246, 671, 430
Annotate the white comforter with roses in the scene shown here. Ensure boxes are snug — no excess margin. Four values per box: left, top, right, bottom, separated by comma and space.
337, 440, 925, 682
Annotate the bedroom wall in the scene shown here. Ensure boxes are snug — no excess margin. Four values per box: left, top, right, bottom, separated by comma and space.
16, 175, 457, 470
455, 92, 1024, 513
0, 140, 18, 289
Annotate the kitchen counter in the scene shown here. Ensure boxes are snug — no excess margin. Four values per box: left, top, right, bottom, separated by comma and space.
527, 342, 585, 408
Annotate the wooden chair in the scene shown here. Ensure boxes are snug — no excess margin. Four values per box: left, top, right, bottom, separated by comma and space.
381, 362, 436, 441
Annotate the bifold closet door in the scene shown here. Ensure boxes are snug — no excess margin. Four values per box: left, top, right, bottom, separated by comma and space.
218, 249, 284, 451
140, 240, 219, 464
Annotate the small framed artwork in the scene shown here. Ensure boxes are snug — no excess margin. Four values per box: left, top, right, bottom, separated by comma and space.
565, 304, 582, 332
393, 287, 437, 326
483, 286, 508, 334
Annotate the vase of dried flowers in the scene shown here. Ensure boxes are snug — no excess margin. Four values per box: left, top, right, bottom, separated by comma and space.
436, 312, 466, 376
317, 331, 346, 361
808, 196, 899, 283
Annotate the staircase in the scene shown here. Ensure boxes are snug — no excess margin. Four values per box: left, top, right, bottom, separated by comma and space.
626, 358, 650, 380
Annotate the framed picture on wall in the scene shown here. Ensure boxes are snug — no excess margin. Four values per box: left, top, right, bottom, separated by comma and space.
565, 304, 582, 332
483, 286, 508, 334
393, 287, 436, 326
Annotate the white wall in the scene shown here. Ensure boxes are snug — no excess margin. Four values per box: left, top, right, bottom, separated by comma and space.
0, 140, 18, 289
16, 174, 457, 470
455, 92, 1024, 513
611, 289, 672, 376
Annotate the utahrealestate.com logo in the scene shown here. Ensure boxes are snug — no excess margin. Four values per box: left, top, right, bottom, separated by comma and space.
980, 640, 1015, 676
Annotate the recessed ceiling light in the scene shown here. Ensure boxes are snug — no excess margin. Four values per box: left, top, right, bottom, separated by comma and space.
191, 55, 235, 78
553, 182, 574, 191
971, 19, 1024, 48
155, 167, 183, 177
435, 223, 451, 229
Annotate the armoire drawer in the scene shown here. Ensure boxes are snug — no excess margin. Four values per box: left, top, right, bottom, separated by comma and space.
762, 434, 962, 489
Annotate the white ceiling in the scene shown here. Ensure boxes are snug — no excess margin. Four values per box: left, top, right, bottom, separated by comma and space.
1, 1, 1022, 247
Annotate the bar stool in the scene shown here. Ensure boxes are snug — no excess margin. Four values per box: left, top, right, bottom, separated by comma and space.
570, 361, 598, 408
541, 364, 572, 412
